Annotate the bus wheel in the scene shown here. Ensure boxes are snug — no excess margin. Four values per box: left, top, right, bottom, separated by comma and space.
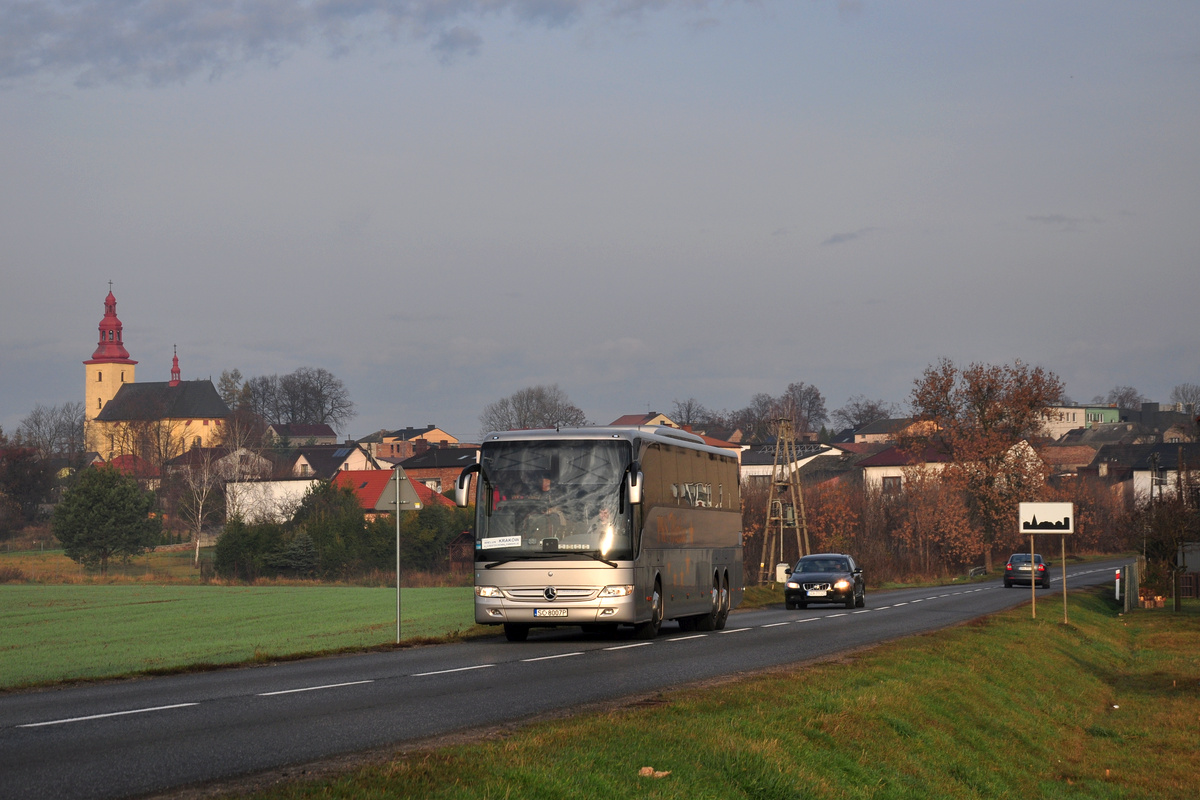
715, 574, 730, 630
694, 575, 721, 631
503, 623, 530, 642
634, 582, 663, 640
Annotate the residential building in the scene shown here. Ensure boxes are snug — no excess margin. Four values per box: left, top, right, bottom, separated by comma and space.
358, 425, 460, 460
396, 447, 480, 495
264, 423, 338, 446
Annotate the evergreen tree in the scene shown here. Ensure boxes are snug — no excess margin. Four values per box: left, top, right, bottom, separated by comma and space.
52, 466, 161, 575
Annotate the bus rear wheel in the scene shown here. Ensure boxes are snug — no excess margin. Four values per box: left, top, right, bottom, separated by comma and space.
693, 575, 721, 631
503, 623, 530, 642
715, 573, 730, 630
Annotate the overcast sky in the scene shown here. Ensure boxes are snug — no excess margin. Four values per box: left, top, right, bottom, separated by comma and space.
2, 1, 1198, 442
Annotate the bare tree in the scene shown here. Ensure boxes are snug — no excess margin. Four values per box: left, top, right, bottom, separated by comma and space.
670, 398, 710, 428
777, 382, 827, 433
1170, 383, 1200, 415
832, 395, 896, 431
176, 448, 223, 566
1095, 385, 1147, 410
479, 384, 587, 435
17, 402, 85, 461
240, 367, 355, 433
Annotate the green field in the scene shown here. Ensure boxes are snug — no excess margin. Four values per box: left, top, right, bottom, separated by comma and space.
0, 584, 477, 688
244, 590, 1199, 800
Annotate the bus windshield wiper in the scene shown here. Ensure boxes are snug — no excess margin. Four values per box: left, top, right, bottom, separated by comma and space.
482, 551, 617, 569
482, 553, 562, 569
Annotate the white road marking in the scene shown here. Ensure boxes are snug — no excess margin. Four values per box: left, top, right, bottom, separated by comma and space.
852, 610, 871, 614
521, 652, 583, 662
826, 613, 847, 618
412, 664, 494, 677
720, 627, 751, 634
604, 642, 653, 651
668, 634, 708, 642
258, 680, 374, 696
762, 622, 791, 628
18, 703, 199, 728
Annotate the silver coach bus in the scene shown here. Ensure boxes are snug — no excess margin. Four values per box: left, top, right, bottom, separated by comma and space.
456, 426, 744, 641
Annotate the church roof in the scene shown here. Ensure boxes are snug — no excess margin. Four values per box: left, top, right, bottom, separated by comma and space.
95, 380, 231, 422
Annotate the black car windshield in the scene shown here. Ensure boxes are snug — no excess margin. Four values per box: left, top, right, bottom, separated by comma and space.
798, 558, 849, 573
475, 439, 633, 561
1010, 554, 1043, 564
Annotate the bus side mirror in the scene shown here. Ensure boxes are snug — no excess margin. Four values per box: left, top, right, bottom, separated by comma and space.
626, 469, 644, 506
456, 463, 480, 508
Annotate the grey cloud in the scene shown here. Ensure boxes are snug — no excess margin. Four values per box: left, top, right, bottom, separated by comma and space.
820, 227, 877, 246
433, 25, 483, 63
0, 0, 711, 86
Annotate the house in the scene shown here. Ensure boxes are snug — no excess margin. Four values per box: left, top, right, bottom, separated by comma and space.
264, 423, 337, 446
1038, 404, 1120, 440
856, 444, 954, 493
610, 412, 679, 428
1060, 422, 1159, 447
1130, 442, 1200, 503
739, 442, 841, 486
396, 447, 480, 495
225, 478, 318, 523
853, 418, 938, 444
279, 444, 381, 480
1033, 444, 1100, 483
166, 446, 274, 482
331, 470, 452, 520
358, 425, 461, 460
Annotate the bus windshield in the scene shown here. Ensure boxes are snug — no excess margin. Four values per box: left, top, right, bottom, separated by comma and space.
476, 439, 633, 561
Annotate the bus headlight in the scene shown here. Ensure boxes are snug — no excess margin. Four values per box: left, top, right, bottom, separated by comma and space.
475, 586, 504, 598
599, 585, 634, 598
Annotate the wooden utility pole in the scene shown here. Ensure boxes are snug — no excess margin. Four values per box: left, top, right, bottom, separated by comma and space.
759, 418, 811, 583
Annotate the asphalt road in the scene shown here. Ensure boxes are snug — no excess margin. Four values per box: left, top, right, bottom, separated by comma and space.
0, 558, 1127, 800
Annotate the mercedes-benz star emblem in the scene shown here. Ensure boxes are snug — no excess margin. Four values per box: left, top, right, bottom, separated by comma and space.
543, 587, 557, 601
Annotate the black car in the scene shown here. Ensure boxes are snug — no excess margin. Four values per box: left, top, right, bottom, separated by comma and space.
1003, 553, 1050, 588
785, 553, 865, 609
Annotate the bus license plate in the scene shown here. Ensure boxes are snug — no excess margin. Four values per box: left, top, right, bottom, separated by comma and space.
534, 608, 567, 618
807, 589, 827, 597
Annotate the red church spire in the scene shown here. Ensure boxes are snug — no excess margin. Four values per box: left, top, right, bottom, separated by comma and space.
87, 282, 137, 364
169, 345, 181, 387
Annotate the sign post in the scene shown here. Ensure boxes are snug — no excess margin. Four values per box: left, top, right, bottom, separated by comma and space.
377, 467, 423, 644
1018, 502, 1074, 623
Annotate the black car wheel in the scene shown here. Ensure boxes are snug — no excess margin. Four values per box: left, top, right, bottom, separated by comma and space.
855, 588, 866, 608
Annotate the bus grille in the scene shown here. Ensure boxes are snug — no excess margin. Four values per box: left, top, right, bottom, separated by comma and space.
506, 587, 597, 602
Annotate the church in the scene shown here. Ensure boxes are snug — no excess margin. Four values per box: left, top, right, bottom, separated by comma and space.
84, 287, 230, 464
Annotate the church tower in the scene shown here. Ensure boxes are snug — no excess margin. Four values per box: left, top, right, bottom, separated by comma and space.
84, 285, 137, 451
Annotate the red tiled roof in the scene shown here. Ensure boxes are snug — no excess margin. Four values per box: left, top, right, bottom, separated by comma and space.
332, 470, 454, 510
856, 444, 953, 468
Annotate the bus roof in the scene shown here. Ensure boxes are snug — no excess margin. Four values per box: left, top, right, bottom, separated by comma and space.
480, 426, 737, 459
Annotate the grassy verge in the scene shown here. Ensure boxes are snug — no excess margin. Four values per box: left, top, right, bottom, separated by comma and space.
242, 590, 1199, 800
0, 584, 478, 689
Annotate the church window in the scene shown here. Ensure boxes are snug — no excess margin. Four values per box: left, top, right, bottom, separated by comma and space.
98, 398, 102, 410
193, 437, 201, 448
97, 372, 102, 382
120, 371, 125, 382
